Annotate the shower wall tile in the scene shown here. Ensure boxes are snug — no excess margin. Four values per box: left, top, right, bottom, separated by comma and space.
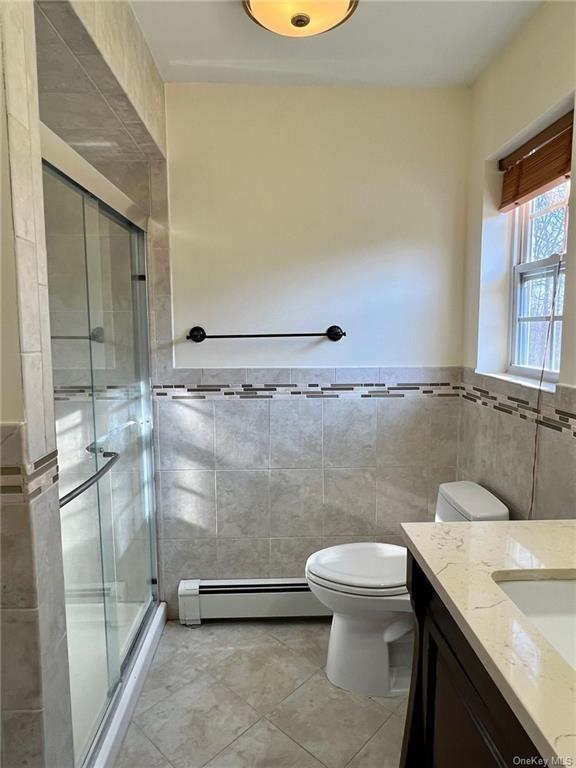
14, 237, 41, 353
1, 608, 43, 709
270, 400, 322, 469
21, 352, 47, 462
216, 470, 270, 538
158, 399, 215, 470
270, 469, 323, 537
0, 504, 37, 609
1, 709, 45, 768
41, 633, 74, 768
323, 399, 377, 468
160, 470, 216, 539
214, 400, 269, 469
323, 468, 376, 537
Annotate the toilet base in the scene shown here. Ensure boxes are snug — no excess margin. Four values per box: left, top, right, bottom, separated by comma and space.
326, 612, 413, 697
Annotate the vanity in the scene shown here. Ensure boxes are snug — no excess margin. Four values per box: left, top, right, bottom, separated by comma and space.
400, 521, 576, 768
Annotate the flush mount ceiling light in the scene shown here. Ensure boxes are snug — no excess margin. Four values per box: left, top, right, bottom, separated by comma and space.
243, 0, 358, 37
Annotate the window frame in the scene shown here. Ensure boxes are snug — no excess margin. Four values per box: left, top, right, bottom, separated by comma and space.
507, 183, 570, 382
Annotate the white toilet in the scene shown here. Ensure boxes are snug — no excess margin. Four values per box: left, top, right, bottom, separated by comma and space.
306, 481, 509, 697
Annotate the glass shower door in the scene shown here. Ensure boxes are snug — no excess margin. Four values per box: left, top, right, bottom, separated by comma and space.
44, 165, 156, 766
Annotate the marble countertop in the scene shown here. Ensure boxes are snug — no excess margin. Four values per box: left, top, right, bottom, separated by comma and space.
401, 520, 576, 763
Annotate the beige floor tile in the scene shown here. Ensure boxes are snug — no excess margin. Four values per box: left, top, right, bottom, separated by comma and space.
134, 649, 204, 717
134, 673, 259, 768
204, 719, 325, 768
268, 671, 388, 768
206, 635, 318, 714
114, 724, 172, 768
370, 693, 406, 715
346, 713, 405, 768
267, 619, 331, 667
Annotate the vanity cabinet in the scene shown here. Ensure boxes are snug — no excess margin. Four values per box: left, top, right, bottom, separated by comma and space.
400, 554, 542, 767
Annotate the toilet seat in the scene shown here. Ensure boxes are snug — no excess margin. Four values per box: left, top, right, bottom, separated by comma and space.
305, 542, 408, 596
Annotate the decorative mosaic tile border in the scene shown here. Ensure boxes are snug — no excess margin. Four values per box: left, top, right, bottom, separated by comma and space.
461, 383, 576, 437
0, 434, 59, 505
151, 381, 462, 400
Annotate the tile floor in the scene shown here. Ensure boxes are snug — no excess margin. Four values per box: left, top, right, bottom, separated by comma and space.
115, 619, 408, 768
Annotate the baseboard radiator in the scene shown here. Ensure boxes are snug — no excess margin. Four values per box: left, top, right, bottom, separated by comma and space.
178, 578, 332, 625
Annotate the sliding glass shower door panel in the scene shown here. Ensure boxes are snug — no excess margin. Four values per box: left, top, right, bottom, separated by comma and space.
44, 165, 156, 766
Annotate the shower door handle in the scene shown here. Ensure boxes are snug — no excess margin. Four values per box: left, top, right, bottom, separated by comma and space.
59, 451, 120, 508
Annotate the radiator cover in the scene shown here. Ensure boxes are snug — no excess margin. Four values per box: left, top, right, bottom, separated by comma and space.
178, 578, 332, 625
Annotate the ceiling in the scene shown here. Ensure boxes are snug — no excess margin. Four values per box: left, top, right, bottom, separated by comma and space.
131, 0, 540, 87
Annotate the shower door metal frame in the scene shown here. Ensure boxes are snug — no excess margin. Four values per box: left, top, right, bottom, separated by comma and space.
41, 137, 160, 767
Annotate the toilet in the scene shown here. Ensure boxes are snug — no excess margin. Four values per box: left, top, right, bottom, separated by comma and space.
306, 481, 509, 697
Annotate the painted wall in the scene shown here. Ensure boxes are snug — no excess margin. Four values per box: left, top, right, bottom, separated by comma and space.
463, 0, 576, 382
166, 84, 471, 369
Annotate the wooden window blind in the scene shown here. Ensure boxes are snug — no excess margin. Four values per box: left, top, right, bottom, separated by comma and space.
498, 110, 573, 212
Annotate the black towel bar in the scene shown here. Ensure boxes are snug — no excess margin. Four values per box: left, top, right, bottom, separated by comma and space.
186, 325, 346, 343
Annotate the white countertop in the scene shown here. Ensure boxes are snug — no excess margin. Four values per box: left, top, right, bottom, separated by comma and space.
401, 520, 576, 763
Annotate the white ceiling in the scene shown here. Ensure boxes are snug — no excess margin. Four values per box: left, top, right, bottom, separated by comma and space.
131, 0, 540, 87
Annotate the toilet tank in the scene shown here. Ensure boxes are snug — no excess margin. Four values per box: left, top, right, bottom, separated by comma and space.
434, 481, 509, 522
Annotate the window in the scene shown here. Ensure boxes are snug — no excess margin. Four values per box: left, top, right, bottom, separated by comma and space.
509, 181, 570, 378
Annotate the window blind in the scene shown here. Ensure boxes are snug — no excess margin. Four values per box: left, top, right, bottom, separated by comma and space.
498, 110, 573, 212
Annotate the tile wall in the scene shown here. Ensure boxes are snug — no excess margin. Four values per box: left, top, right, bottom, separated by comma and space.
153, 367, 462, 616
152, 366, 576, 617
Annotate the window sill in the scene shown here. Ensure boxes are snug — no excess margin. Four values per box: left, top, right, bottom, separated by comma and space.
475, 370, 557, 393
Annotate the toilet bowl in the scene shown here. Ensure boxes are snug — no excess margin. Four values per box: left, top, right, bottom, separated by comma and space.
306, 481, 510, 697
306, 542, 413, 697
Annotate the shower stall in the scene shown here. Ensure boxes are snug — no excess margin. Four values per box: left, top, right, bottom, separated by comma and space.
43, 164, 158, 766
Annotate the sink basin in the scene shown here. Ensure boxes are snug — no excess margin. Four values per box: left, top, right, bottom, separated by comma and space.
496, 578, 576, 670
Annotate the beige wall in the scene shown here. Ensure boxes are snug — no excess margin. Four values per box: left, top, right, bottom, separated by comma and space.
463, 0, 576, 381
166, 84, 471, 368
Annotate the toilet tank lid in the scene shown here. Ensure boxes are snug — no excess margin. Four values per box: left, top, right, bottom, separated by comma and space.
438, 481, 509, 521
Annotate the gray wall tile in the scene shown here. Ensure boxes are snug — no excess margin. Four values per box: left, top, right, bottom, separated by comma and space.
160, 470, 216, 539
246, 368, 290, 385
270, 469, 323, 537
160, 539, 218, 617
323, 399, 377, 468
1, 504, 37, 608
216, 470, 270, 538
323, 468, 376, 536
269, 538, 323, 578
335, 367, 379, 384
270, 400, 322, 469
377, 397, 429, 467
216, 538, 270, 579
2, 709, 45, 768
215, 400, 269, 469
290, 368, 335, 385
377, 467, 428, 536
158, 399, 214, 470
1, 609, 42, 709
202, 368, 246, 385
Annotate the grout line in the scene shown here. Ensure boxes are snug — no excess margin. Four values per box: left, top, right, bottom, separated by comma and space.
341, 709, 396, 768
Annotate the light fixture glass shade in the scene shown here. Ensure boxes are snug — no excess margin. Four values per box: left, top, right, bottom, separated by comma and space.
243, 0, 358, 37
